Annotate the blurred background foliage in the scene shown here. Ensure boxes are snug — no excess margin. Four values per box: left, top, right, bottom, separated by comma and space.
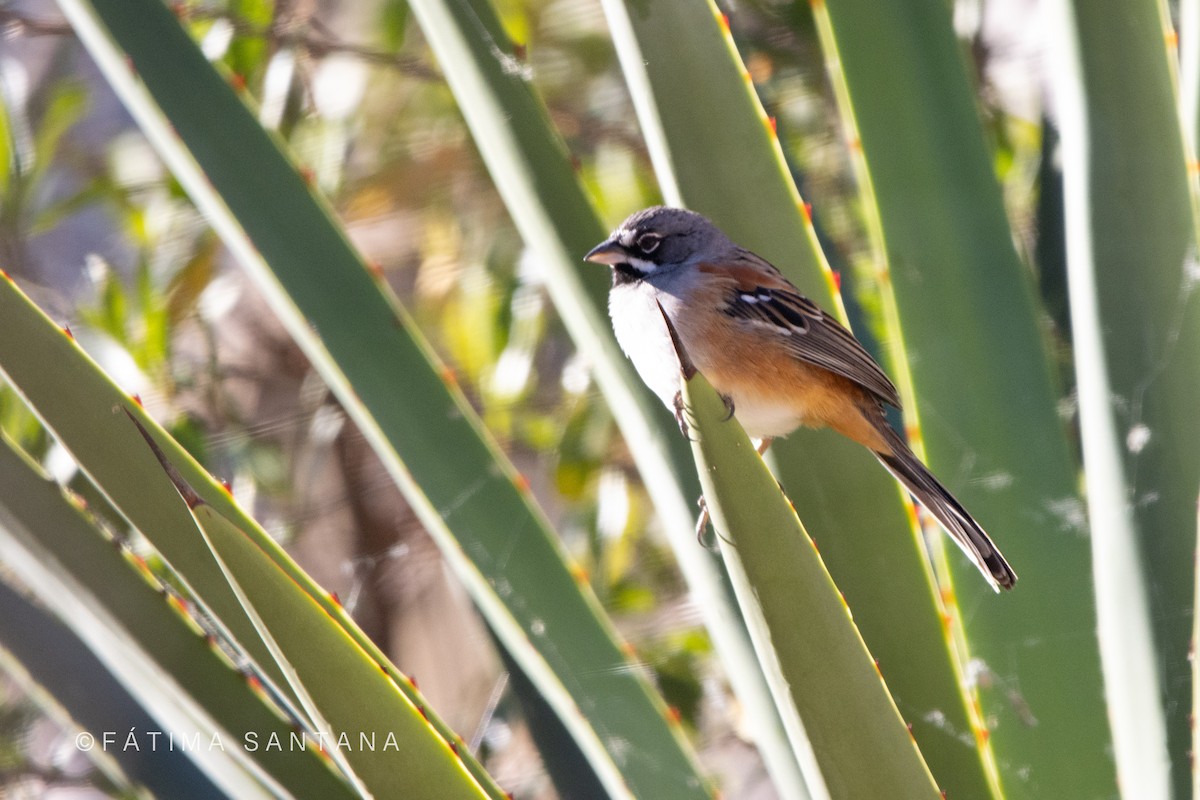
0, 0, 1148, 796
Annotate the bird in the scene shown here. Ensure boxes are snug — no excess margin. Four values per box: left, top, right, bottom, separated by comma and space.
584, 206, 1016, 591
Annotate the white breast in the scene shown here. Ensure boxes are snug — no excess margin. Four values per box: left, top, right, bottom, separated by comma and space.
608, 280, 807, 441
608, 282, 685, 413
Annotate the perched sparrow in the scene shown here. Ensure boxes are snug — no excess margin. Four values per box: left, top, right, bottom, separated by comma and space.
585, 206, 1016, 591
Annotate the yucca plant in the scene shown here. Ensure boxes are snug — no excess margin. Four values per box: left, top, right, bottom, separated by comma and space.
0, 0, 1197, 798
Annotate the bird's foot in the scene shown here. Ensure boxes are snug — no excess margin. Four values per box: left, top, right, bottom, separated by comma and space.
720, 393, 735, 421
673, 391, 692, 439
695, 495, 715, 549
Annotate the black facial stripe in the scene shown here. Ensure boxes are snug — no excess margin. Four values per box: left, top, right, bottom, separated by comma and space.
612, 262, 647, 285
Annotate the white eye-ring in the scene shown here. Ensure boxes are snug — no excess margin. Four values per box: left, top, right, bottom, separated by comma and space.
635, 232, 662, 254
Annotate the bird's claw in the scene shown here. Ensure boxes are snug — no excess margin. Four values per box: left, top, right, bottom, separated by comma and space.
673, 391, 734, 439
720, 394, 735, 421
695, 495, 715, 549
673, 391, 692, 439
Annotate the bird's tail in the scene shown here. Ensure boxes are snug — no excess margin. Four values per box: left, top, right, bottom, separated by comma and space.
873, 428, 1017, 592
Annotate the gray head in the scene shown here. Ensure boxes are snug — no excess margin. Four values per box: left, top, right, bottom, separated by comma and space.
584, 206, 734, 285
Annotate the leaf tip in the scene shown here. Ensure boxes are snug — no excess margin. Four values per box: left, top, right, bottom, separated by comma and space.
121, 406, 204, 509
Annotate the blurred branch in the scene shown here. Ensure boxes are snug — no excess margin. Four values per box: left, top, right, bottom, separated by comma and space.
0, 5, 441, 81
0, 5, 73, 36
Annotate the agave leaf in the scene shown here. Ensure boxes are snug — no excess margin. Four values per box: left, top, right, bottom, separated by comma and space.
0, 437, 305, 800
126, 418, 489, 800
0, 270, 507, 799
601, 1, 993, 795
1048, 0, 1200, 794
668, 312, 941, 800
57, 1, 712, 795
395, 3, 788, 792
815, 0, 1121, 795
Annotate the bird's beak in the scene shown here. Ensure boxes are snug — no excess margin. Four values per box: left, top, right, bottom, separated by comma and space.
584, 239, 626, 266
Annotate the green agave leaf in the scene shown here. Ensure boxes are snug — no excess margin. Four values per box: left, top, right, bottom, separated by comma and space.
671, 324, 940, 800
179, 507, 480, 799
126, 421, 488, 799
57, 1, 710, 796
1049, 0, 1200, 795
1195, 500, 1200, 800
0, 580, 216, 799
816, 0, 1118, 795
0, 271, 302, 718
1183, 0, 1200, 157
601, 1, 993, 796
0, 273, 506, 799
394, 0, 790, 792
0, 435, 355, 800
0, 83, 12, 196
600, 0, 824, 283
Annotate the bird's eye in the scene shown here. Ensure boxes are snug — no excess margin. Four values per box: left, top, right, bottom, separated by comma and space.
635, 233, 662, 255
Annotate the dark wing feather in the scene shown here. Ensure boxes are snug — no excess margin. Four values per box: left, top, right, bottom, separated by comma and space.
710, 254, 901, 407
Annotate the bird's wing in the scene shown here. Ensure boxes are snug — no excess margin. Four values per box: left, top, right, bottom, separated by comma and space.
699, 254, 901, 407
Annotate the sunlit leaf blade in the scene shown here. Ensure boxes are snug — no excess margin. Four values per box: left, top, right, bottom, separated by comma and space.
1195, 499, 1200, 800
677, 351, 940, 800
0, 580, 226, 799
600, 0, 822, 285
0, 272, 303, 715
174, 490, 488, 798
601, 2, 993, 796
0, 436, 355, 800
1182, 0, 1200, 156
0, 273, 509, 797
58, 1, 711, 795
491, 633, 610, 800
816, 0, 1122, 795
0, 87, 12, 196
395, 3, 791, 793
1049, 0, 1200, 794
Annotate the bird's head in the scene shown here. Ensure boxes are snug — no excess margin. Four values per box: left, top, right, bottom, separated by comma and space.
584, 206, 729, 285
